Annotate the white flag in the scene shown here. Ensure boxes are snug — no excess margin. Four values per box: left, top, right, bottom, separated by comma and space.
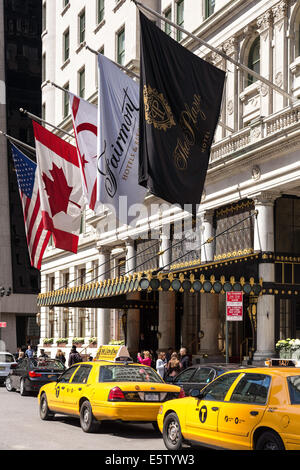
97, 54, 146, 226
69, 93, 99, 212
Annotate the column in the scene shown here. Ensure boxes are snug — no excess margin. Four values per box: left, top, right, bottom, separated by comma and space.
125, 239, 136, 274
158, 291, 176, 350
68, 266, 76, 343
199, 209, 215, 263
157, 231, 175, 350
199, 209, 219, 357
97, 246, 111, 345
85, 260, 93, 341
257, 10, 273, 116
252, 192, 278, 361
125, 240, 140, 352
272, 1, 289, 111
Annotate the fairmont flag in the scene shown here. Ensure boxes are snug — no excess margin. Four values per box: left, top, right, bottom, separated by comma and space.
69, 93, 99, 212
97, 53, 147, 226
10, 143, 51, 270
33, 121, 83, 253
138, 12, 225, 207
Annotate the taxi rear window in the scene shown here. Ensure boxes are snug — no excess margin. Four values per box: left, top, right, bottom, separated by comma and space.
287, 376, 300, 404
99, 365, 163, 383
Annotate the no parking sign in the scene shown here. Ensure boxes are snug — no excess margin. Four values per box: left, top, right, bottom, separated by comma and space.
226, 292, 243, 321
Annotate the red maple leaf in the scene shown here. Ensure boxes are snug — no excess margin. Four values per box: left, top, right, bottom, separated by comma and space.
42, 164, 80, 217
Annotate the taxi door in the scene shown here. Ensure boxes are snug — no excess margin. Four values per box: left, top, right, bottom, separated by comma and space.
184, 372, 241, 445
49, 365, 79, 412
217, 373, 271, 450
63, 365, 93, 414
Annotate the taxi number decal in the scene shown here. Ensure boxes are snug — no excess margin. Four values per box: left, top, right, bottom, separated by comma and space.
199, 405, 207, 423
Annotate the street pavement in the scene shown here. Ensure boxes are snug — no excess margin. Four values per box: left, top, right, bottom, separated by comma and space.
0, 385, 167, 451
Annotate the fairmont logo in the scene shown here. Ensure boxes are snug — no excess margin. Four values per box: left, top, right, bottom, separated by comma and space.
98, 86, 139, 198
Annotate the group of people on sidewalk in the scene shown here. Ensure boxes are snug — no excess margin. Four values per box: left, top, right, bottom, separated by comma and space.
137, 347, 190, 381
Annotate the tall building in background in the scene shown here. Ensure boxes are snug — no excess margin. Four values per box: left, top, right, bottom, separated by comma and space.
39, 0, 300, 364
0, 0, 42, 352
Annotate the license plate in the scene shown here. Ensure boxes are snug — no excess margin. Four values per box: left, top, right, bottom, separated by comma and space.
144, 393, 160, 402
0, 367, 5, 370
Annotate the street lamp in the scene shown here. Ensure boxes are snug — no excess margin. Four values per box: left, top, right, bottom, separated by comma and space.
0, 286, 12, 350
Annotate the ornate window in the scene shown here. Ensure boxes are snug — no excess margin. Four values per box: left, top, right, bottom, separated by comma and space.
247, 37, 260, 86
205, 0, 215, 19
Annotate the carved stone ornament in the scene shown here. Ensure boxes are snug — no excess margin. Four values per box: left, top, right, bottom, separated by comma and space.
227, 99, 234, 115
251, 165, 261, 181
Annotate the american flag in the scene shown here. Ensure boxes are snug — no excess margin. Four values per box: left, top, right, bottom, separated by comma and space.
11, 143, 51, 270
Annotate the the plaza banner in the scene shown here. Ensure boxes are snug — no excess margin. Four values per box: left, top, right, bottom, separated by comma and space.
138, 11, 225, 207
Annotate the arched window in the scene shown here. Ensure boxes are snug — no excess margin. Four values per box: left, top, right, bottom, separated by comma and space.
247, 37, 260, 86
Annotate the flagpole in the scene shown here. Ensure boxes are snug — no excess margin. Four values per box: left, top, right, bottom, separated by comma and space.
0, 129, 36, 154
132, 0, 297, 103
85, 45, 140, 80
19, 108, 74, 139
86, 44, 233, 133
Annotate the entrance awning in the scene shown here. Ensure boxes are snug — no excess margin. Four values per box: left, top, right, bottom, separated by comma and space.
37, 252, 264, 309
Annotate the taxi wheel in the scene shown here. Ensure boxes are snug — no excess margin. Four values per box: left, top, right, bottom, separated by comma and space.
163, 412, 183, 451
255, 431, 285, 450
80, 400, 100, 433
40, 393, 54, 420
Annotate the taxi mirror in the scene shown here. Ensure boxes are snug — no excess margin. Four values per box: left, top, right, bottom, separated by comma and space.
190, 388, 204, 399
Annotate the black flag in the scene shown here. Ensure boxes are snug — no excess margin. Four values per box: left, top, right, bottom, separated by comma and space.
138, 12, 225, 207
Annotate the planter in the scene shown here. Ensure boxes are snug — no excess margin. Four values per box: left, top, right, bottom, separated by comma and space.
292, 350, 300, 360
56, 343, 67, 347
279, 350, 291, 359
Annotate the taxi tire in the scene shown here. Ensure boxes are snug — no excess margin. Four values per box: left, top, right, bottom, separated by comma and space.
255, 431, 285, 450
40, 393, 54, 420
163, 412, 183, 451
80, 400, 100, 433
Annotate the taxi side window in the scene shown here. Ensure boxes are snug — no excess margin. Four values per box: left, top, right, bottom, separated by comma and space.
230, 373, 271, 405
59, 366, 78, 383
71, 365, 92, 384
202, 373, 240, 401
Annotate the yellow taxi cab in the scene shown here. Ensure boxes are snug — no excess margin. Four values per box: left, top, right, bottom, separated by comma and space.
157, 359, 300, 451
38, 345, 184, 433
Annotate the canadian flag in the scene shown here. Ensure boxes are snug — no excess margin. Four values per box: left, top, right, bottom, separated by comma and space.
33, 121, 83, 254
69, 93, 99, 212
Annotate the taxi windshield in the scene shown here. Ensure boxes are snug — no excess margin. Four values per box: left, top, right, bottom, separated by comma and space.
287, 376, 300, 404
99, 365, 163, 383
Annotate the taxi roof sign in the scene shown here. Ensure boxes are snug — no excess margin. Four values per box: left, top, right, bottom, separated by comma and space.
94, 344, 132, 362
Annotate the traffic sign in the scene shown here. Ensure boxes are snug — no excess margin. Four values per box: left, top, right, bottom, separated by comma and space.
226, 291, 243, 321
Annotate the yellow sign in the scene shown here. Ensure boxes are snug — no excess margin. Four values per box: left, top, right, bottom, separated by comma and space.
94, 345, 130, 362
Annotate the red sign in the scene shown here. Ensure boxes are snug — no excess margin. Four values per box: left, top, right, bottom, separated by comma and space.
0, 322, 7, 328
226, 292, 243, 321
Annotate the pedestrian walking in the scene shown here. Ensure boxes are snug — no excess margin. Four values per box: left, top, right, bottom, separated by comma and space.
55, 349, 66, 365
165, 352, 182, 381
156, 351, 167, 379
179, 347, 190, 369
68, 345, 82, 366
25, 345, 34, 358
137, 350, 152, 367
39, 349, 48, 358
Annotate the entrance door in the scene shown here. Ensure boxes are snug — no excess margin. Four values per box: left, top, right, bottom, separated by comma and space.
276, 298, 300, 340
